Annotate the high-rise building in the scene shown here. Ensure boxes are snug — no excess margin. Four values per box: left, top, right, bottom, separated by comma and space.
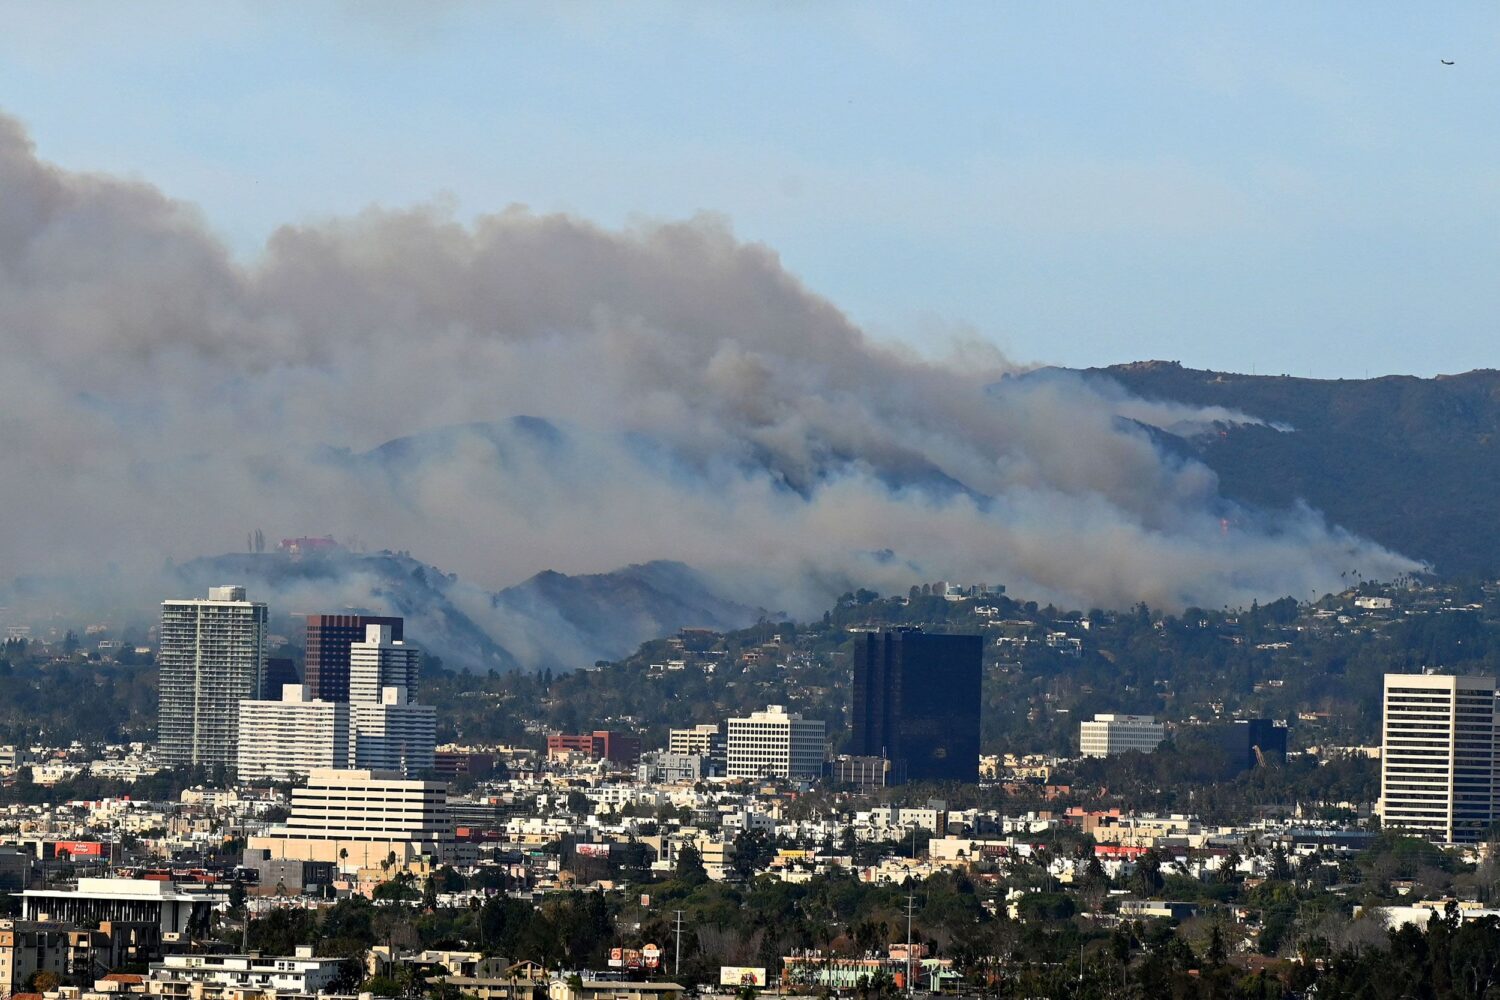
1079, 714, 1166, 757
348, 624, 421, 705
263, 658, 300, 700
302, 614, 403, 703
851, 629, 983, 783
245, 768, 455, 868
1214, 718, 1288, 773
158, 587, 267, 769
236, 686, 350, 782
239, 623, 433, 779
1380, 673, 1498, 845
351, 688, 437, 774
726, 705, 825, 780
347, 624, 432, 776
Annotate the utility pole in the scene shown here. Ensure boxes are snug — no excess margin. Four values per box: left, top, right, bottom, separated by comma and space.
904, 891, 916, 997
673, 909, 685, 978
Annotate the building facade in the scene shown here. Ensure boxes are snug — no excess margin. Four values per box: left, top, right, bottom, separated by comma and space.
668, 724, 726, 764
263, 657, 300, 699
850, 629, 983, 783
829, 755, 892, 792
149, 948, 344, 999
246, 768, 455, 868
21, 878, 221, 939
1215, 718, 1289, 772
726, 705, 825, 780
157, 587, 268, 769
351, 691, 437, 774
546, 732, 642, 765
348, 624, 421, 705
1079, 714, 1166, 757
303, 614, 403, 703
1379, 673, 1498, 845
636, 752, 715, 784
236, 686, 351, 781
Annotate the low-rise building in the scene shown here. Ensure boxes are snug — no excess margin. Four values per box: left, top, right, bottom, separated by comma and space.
148, 948, 344, 999
21, 879, 221, 941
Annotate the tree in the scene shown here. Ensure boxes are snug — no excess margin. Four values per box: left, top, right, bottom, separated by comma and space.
361, 974, 403, 997
676, 844, 708, 885
1206, 924, 1227, 968
1133, 850, 1165, 896
28, 971, 61, 993
1270, 843, 1293, 881
732, 829, 776, 880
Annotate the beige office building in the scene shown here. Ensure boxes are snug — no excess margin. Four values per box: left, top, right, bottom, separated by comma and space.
246, 768, 455, 869
668, 724, 725, 760
1079, 714, 1166, 758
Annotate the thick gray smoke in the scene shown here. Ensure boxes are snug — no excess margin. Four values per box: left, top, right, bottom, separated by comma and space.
0, 110, 1418, 631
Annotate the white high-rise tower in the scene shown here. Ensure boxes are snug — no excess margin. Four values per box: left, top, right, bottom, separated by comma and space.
1379, 672, 1498, 845
348, 624, 434, 775
158, 586, 267, 768
349, 624, 421, 704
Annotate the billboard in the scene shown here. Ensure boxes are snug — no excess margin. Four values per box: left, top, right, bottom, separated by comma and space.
575, 843, 611, 859
609, 948, 643, 969
642, 944, 661, 969
720, 968, 768, 987
50, 841, 106, 858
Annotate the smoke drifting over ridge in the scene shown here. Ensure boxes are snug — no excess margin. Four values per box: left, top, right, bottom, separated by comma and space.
0, 110, 1418, 625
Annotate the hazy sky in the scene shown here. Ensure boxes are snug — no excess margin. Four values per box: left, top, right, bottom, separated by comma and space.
1, 3, 1496, 378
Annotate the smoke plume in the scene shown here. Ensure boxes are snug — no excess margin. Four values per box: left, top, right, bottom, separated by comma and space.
0, 110, 1418, 636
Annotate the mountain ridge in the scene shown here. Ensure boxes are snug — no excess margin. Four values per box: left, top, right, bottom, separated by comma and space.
1084, 361, 1500, 577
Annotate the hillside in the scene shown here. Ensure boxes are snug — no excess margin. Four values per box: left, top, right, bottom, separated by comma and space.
1087, 362, 1500, 578
168, 550, 762, 674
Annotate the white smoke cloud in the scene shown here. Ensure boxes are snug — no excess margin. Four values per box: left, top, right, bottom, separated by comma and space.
0, 109, 1419, 632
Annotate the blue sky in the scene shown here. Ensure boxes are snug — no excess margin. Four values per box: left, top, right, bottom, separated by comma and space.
2, 2, 1497, 377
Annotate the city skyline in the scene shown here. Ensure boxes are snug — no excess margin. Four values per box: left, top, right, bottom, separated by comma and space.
6, 7, 1500, 997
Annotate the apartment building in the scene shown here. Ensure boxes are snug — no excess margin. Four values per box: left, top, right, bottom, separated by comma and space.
157, 587, 267, 768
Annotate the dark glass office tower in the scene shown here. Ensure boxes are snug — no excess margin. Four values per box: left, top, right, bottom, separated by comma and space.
851, 628, 983, 783
263, 657, 300, 699
1215, 718, 1288, 773
303, 614, 403, 702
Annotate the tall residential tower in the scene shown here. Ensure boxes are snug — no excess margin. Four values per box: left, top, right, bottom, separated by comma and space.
158, 586, 267, 768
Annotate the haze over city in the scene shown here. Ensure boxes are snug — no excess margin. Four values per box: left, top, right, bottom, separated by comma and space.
9, 4, 1494, 622
8, 7, 1500, 1000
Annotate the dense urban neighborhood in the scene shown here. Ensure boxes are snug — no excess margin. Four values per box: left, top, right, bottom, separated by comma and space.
5, 569, 1500, 999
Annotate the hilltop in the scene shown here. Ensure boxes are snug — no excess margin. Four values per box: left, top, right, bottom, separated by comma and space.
1086, 361, 1500, 577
